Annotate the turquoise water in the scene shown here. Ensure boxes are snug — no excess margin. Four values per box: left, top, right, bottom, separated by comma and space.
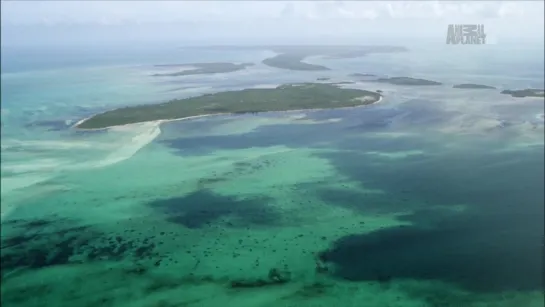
1, 44, 543, 307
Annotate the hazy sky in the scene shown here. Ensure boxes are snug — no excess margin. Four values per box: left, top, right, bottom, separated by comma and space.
1, 1, 544, 47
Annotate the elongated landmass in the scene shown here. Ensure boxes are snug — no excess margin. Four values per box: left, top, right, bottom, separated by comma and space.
263, 54, 330, 71
373, 77, 442, 86
330, 81, 356, 85
500, 89, 545, 98
75, 83, 382, 129
260, 45, 408, 71
181, 45, 407, 55
349, 73, 377, 77
153, 62, 253, 76
453, 84, 496, 89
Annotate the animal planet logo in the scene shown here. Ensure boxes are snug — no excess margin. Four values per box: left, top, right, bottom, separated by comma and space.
446, 24, 486, 45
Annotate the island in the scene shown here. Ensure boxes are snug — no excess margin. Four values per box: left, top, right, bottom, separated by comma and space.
329, 81, 356, 85
317, 77, 331, 81
152, 62, 253, 76
453, 84, 496, 89
349, 73, 377, 77
500, 89, 545, 98
372, 77, 442, 86
259, 45, 408, 71
75, 83, 382, 129
263, 54, 329, 71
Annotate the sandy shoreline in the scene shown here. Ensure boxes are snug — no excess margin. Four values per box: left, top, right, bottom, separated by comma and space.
72, 95, 383, 131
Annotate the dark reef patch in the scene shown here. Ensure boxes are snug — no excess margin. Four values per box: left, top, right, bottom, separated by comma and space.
320, 218, 543, 292
292, 281, 332, 298
316, 141, 544, 294
162, 99, 458, 157
230, 268, 292, 289
382, 99, 461, 128
160, 120, 341, 156
159, 100, 452, 156
194, 159, 277, 189
317, 144, 544, 212
1, 218, 161, 278
160, 117, 236, 137
147, 189, 281, 229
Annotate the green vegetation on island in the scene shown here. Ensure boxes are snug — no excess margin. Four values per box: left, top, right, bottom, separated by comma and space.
453, 84, 496, 89
373, 77, 442, 86
260, 45, 408, 71
500, 89, 545, 98
263, 54, 330, 71
329, 81, 356, 85
153, 62, 253, 76
349, 73, 377, 77
76, 83, 382, 129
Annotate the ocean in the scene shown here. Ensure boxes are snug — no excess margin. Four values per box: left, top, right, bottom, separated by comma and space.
1, 43, 543, 307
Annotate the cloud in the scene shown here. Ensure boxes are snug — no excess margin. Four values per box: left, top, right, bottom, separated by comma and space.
1, 1, 542, 25
1, 1, 542, 47
497, 2, 526, 18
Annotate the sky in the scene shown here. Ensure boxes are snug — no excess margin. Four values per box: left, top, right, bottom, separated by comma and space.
1, 1, 544, 47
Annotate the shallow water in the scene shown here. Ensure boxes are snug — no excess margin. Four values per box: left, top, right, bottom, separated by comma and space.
1, 44, 544, 307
